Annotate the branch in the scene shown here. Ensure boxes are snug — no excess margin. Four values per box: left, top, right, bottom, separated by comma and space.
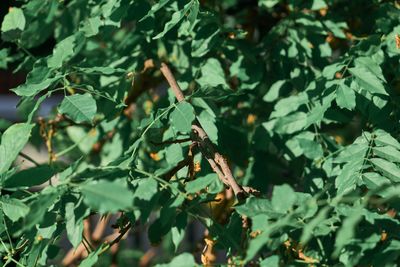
159, 63, 245, 200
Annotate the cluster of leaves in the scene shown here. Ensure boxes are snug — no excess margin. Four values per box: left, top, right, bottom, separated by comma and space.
1, 0, 400, 266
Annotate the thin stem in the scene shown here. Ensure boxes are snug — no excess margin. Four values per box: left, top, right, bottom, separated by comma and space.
19, 152, 40, 167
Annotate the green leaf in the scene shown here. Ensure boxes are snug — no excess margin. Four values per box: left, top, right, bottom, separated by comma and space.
47, 35, 76, 69
263, 80, 286, 102
271, 184, 296, 212
185, 173, 216, 193
140, 0, 172, 22
0, 123, 33, 174
75, 66, 126, 75
169, 102, 195, 133
300, 207, 330, 244
259, 0, 279, 8
23, 188, 61, 231
1, 8, 25, 41
80, 16, 102, 37
236, 198, 281, 218
59, 93, 97, 123
335, 158, 365, 195
374, 131, 400, 150
79, 249, 99, 267
373, 146, 400, 163
133, 178, 158, 201
334, 208, 363, 256
153, 1, 194, 39
4, 165, 55, 188
171, 212, 187, 252
81, 180, 134, 213
370, 158, 400, 182
273, 112, 308, 134
197, 58, 228, 89
349, 67, 388, 95
65, 200, 89, 248
297, 137, 324, 159
354, 57, 385, 81
336, 83, 356, 110
191, 25, 219, 57
1, 197, 29, 222
165, 144, 185, 166
12, 63, 62, 97
155, 253, 196, 267
260, 255, 280, 267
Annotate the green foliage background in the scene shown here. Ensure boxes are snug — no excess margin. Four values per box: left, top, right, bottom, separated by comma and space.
1, 0, 400, 266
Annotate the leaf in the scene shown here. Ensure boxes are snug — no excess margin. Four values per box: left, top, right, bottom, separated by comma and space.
80, 16, 102, 37
140, 0, 172, 22
191, 25, 219, 57
335, 158, 365, 195
133, 178, 158, 201
171, 212, 187, 252
373, 146, 400, 163
12, 63, 63, 97
271, 184, 296, 212
236, 198, 282, 218
370, 158, 400, 182
59, 93, 97, 123
374, 131, 400, 150
197, 58, 228, 89
155, 253, 196, 267
336, 83, 356, 110
65, 200, 89, 248
260, 255, 280, 267
354, 57, 385, 81
165, 144, 185, 166
75, 66, 126, 75
153, 1, 193, 39
148, 206, 176, 244
263, 80, 286, 102
187, 0, 199, 32
334, 208, 363, 256
273, 112, 308, 134
80, 180, 134, 213
0, 123, 33, 174
185, 173, 216, 193
1, 8, 25, 41
297, 138, 324, 159
1, 197, 29, 222
259, 0, 279, 8
79, 250, 99, 267
169, 102, 195, 133
300, 207, 330, 244
23, 188, 61, 231
349, 67, 388, 95
47, 35, 76, 69
4, 165, 55, 188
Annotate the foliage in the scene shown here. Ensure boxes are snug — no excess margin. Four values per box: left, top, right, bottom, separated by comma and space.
1, 0, 400, 266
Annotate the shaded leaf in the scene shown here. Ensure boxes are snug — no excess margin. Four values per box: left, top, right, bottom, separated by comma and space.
59, 93, 97, 123
170, 102, 195, 133
81, 180, 134, 213
0, 123, 33, 174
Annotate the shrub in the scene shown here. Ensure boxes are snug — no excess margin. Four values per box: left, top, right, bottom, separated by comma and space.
1, 0, 400, 266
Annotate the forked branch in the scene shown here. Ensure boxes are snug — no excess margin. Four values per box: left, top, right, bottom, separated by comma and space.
159, 62, 245, 200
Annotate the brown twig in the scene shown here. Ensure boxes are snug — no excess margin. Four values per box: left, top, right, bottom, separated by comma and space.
99, 222, 132, 255
159, 63, 245, 200
92, 215, 111, 242
139, 247, 157, 267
